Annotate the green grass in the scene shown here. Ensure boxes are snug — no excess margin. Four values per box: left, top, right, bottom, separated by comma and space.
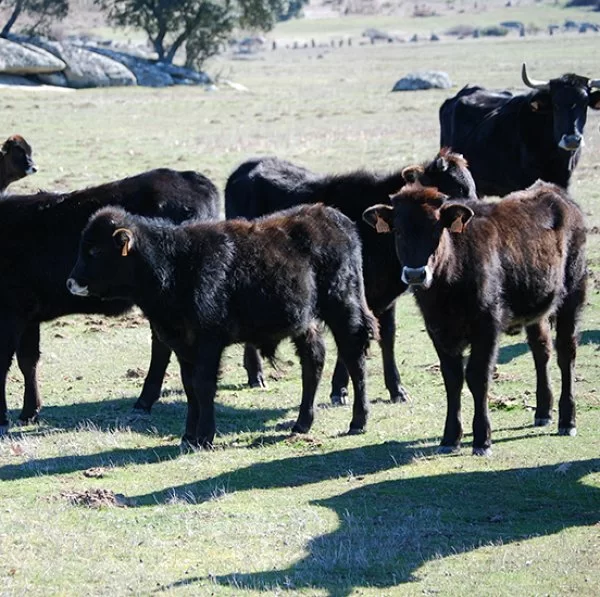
1, 11, 600, 596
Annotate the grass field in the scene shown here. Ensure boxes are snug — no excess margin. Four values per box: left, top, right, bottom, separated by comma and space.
1, 4, 599, 596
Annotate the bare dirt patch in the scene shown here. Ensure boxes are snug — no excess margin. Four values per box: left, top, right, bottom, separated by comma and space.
60, 488, 132, 508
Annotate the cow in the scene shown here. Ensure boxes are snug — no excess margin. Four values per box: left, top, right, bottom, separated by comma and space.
0, 168, 219, 434
439, 63, 600, 196
0, 135, 37, 192
224, 149, 478, 405
67, 204, 378, 449
363, 180, 587, 455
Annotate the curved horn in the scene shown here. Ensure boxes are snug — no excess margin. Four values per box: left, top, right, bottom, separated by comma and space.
521, 63, 549, 91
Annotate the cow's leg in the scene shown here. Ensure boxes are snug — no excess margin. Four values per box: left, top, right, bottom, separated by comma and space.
465, 330, 498, 456
243, 343, 266, 389
378, 305, 409, 403
179, 343, 223, 450
16, 323, 41, 424
291, 326, 326, 434
0, 317, 22, 435
132, 326, 172, 414
330, 358, 349, 406
554, 283, 585, 437
339, 348, 369, 435
327, 315, 371, 434
434, 344, 465, 453
526, 319, 554, 427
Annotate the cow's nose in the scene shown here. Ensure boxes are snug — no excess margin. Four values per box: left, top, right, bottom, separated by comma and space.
559, 134, 583, 151
402, 267, 428, 286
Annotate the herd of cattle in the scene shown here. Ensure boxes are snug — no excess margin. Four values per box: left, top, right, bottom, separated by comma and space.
0, 63, 596, 455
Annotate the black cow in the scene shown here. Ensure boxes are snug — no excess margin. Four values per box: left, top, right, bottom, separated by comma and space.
225, 149, 478, 405
364, 181, 587, 455
439, 63, 600, 196
68, 204, 378, 448
0, 168, 219, 434
0, 135, 37, 192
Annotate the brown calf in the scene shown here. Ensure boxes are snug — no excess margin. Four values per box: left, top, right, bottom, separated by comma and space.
364, 181, 587, 455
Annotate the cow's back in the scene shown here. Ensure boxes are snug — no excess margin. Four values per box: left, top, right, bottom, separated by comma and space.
225, 157, 321, 220
434, 185, 585, 326
0, 168, 219, 321
184, 205, 364, 345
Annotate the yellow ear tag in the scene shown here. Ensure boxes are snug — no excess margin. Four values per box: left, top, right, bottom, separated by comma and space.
375, 215, 391, 233
450, 216, 464, 234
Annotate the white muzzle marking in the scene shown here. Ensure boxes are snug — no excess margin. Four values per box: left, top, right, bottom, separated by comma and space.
67, 278, 89, 297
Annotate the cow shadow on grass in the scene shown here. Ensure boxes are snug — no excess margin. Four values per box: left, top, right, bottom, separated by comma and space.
8, 392, 292, 439
162, 458, 600, 596
496, 329, 599, 365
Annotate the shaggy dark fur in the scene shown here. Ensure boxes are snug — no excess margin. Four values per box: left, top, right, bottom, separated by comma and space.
364, 180, 587, 455
224, 149, 478, 405
440, 69, 600, 196
68, 204, 378, 448
0, 168, 219, 433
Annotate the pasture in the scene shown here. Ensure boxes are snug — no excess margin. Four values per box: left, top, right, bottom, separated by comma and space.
1, 9, 600, 596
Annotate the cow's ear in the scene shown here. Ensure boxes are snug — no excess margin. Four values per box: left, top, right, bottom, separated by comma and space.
588, 90, 600, 110
402, 164, 424, 183
112, 227, 135, 256
529, 91, 551, 113
439, 203, 474, 234
363, 204, 394, 233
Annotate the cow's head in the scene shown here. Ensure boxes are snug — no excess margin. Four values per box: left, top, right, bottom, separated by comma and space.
522, 63, 600, 152
363, 184, 473, 288
0, 135, 37, 189
402, 148, 478, 199
67, 207, 137, 300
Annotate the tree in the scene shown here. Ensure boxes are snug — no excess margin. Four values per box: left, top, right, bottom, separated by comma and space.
95, 0, 291, 68
0, 0, 69, 38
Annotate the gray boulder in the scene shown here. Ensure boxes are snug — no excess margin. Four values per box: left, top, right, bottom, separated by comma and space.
24, 39, 136, 88
36, 71, 70, 87
0, 73, 38, 86
0, 38, 65, 74
392, 71, 452, 91
86, 47, 174, 87
89, 47, 212, 87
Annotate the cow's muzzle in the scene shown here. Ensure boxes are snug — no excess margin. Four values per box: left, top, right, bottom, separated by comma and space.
558, 133, 584, 152
401, 266, 432, 288
67, 278, 89, 297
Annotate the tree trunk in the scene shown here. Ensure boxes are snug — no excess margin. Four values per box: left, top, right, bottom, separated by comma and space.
1, 0, 23, 38
152, 21, 168, 62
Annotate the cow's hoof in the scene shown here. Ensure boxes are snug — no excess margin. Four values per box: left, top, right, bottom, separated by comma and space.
291, 421, 311, 434
472, 446, 493, 457
248, 377, 267, 390
180, 437, 213, 453
534, 417, 552, 427
330, 390, 348, 406
558, 427, 577, 437
0, 423, 8, 437
347, 425, 366, 436
390, 386, 410, 404
17, 412, 39, 425
437, 445, 461, 455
